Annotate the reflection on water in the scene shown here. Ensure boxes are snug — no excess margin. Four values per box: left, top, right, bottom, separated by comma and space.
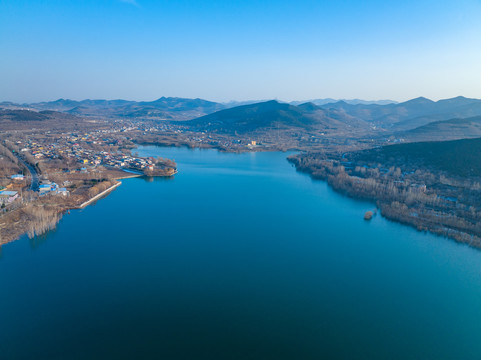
29, 231, 51, 250
141, 175, 175, 183
1, 146, 481, 360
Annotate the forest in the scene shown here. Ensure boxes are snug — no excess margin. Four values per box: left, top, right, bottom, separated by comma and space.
289, 138, 481, 248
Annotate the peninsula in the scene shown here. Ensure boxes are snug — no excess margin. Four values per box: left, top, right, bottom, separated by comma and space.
0, 120, 177, 245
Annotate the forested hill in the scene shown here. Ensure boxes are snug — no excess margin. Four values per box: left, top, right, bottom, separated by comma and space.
399, 115, 481, 142
183, 100, 362, 134
353, 137, 481, 177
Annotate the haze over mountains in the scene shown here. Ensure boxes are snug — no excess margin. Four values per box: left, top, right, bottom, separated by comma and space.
2, 96, 481, 141
322, 96, 481, 131
0, 97, 396, 121
0, 97, 224, 121
185, 96, 481, 137
290, 99, 397, 106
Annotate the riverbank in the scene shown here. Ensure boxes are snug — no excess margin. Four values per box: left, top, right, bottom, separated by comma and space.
288, 153, 481, 249
78, 181, 122, 208
7, 146, 481, 360
0, 181, 118, 245
133, 139, 291, 154
0, 163, 180, 246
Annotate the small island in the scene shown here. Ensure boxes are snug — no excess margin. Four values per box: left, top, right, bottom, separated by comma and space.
364, 211, 373, 221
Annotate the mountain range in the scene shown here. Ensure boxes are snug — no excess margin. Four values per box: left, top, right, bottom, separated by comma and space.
290, 98, 397, 106
3, 96, 481, 138
0, 97, 225, 121
318, 96, 481, 131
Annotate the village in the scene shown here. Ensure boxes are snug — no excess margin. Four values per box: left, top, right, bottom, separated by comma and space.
0, 125, 179, 244
21, 132, 160, 171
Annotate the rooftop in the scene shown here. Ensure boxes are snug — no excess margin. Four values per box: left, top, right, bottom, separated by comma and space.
0, 191, 18, 196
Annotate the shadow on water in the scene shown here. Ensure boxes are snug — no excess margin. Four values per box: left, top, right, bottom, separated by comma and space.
141, 175, 175, 183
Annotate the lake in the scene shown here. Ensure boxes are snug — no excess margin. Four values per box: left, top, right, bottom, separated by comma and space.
1, 145, 481, 359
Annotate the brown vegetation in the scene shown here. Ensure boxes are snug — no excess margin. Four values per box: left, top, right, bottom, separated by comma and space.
289, 152, 481, 249
364, 211, 373, 220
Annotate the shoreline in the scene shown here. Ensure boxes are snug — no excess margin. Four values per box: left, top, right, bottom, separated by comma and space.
6, 142, 472, 251
288, 156, 481, 250
0, 166, 177, 246
113, 174, 142, 180
134, 140, 293, 154
78, 181, 122, 208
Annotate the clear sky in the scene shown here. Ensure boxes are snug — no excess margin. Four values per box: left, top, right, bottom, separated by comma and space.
1, 0, 481, 103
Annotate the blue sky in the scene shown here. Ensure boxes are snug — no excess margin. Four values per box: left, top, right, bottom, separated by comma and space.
1, 0, 481, 103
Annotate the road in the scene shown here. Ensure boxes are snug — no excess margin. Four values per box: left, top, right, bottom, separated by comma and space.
14, 154, 39, 191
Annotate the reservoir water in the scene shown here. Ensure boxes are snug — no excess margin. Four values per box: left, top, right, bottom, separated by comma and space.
2, 146, 481, 359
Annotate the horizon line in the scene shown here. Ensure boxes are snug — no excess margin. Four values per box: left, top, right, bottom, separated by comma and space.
1, 95, 478, 106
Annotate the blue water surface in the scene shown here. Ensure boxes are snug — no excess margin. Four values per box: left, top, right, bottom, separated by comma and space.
1, 146, 481, 359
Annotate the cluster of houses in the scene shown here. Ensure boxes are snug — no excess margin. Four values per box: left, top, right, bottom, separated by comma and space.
0, 173, 69, 209
0, 189, 18, 205
38, 180, 69, 196
0, 175, 23, 206
18, 133, 157, 171
19, 134, 122, 163
11, 174, 25, 181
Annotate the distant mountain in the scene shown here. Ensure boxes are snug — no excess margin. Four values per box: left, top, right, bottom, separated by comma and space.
184, 100, 366, 134
399, 115, 481, 142
0, 101, 28, 110
121, 97, 224, 120
3, 96, 481, 130
30, 98, 90, 111
23, 97, 226, 120
221, 100, 270, 108
319, 96, 481, 131
291, 99, 397, 106
391, 98, 481, 131
0, 109, 86, 130
0, 109, 49, 122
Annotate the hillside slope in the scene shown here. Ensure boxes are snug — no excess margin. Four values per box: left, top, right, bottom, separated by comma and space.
0, 109, 89, 130
400, 116, 481, 142
184, 100, 366, 134
353, 137, 481, 177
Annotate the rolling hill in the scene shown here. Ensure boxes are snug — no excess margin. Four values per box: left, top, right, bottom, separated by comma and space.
184, 100, 366, 134
399, 116, 481, 142
0, 109, 88, 130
